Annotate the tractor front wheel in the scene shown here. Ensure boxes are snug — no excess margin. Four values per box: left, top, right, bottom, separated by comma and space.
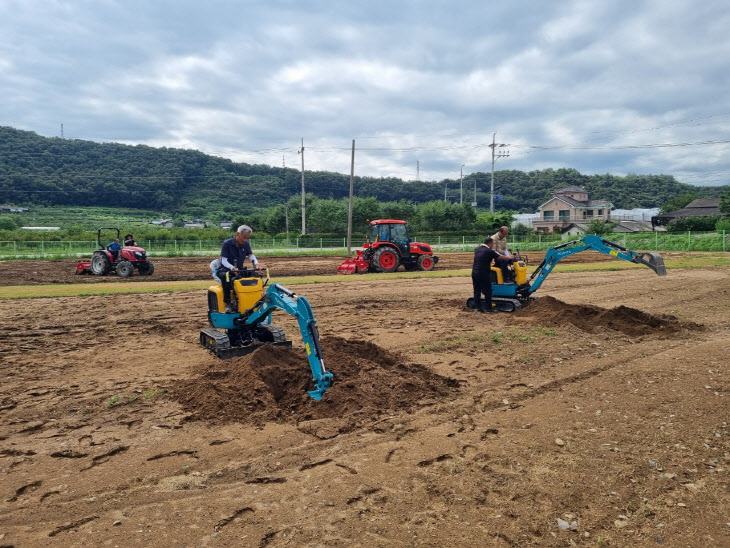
117, 260, 134, 277
417, 254, 435, 271
91, 253, 111, 276
138, 261, 155, 276
372, 247, 400, 273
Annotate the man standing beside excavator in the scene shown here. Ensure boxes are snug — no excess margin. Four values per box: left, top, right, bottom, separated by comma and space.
218, 225, 262, 313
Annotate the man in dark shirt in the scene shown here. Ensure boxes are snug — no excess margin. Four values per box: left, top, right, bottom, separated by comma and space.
218, 225, 261, 313
472, 237, 510, 313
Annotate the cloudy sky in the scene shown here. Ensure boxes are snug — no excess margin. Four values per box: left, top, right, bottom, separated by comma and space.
2, 0, 729, 186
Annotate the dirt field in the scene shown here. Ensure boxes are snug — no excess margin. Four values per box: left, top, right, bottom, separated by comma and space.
0, 249, 629, 286
1, 256, 729, 547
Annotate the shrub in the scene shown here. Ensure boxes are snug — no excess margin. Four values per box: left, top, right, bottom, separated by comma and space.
716, 217, 730, 232
667, 216, 721, 232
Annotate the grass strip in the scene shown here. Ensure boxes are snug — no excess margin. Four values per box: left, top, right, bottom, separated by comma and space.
0, 255, 728, 300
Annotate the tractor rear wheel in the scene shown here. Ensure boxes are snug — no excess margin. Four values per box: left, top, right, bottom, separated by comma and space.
372, 247, 400, 273
417, 254, 435, 271
91, 253, 111, 276
117, 260, 134, 277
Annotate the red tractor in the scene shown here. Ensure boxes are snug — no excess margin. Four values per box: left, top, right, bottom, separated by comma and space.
76, 227, 154, 277
337, 219, 438, 274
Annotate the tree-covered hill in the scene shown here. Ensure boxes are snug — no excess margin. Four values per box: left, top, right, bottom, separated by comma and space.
1, 126, 725, 216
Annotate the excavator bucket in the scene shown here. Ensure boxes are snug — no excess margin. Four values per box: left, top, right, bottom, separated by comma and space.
337, 250, 370, 274
633, 252, 666, 276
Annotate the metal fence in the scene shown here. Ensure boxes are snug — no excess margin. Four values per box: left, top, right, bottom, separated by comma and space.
0, 231, 727, 258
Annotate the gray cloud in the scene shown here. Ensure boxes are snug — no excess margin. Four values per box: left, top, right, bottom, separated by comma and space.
1, 0, 729, 185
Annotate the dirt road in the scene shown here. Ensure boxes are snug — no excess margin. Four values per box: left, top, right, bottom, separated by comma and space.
1, 261, 729, 546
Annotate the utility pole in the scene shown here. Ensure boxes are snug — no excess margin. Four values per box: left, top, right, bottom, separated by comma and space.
489, 133, 510, 212
298, 138, 305, 233
444, 180, 448, 202
347, 140, 355, 255
417, 160, 420, 181
282, 155, 285, 168
60, 123, 64, 139
460, 164, 465, 204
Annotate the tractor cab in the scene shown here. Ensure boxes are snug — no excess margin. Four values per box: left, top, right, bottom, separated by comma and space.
368, 220, 411, 258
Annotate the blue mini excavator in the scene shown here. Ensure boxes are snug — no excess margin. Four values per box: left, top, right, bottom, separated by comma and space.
200, 268, 333, 400
467, 235, 667, 312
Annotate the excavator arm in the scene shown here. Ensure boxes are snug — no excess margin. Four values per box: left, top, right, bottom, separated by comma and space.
243, 283, 333, 400
524, 235, 666, 296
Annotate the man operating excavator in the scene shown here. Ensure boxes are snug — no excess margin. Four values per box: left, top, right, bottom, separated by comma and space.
218, 225, 263, 313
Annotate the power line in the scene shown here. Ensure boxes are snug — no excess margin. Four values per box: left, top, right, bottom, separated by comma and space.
510, 139, 730, 151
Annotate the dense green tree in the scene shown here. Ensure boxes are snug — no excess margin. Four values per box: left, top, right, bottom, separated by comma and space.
659, 193, 697, 214
380, 200, 417, 220
511, 223, 535, 236
308, 199, 348, 233
349, 196, 382, 228
0, 216, 18, 230
586, 220, 618, 235
474, 211, 516, 234
720, 189, 730, 215
716, 217, 730, 231
2, 126, 727, 218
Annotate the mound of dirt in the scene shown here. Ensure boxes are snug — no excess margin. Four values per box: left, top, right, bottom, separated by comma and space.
171, 336, 459, 430
514, 295, 699, 336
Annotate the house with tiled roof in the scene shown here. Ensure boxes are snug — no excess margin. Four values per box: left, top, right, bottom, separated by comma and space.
651, 198, 721, 228
532, 187, 613, 232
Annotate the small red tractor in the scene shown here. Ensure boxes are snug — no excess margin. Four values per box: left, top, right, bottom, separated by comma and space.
337, 219, 438, 274
76, 227, 154, 277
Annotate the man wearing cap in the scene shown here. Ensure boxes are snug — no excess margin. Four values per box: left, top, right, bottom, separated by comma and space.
218, 225, 262, 313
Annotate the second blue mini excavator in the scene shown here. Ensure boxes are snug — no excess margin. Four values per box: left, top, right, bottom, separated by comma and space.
467, 235, 667, 312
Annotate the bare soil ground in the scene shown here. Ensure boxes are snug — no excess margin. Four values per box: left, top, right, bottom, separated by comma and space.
0, 249, 636, 286
1, 257, 729, 547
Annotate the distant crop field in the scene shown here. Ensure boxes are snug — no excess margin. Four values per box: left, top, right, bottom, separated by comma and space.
2, 205, 164, 229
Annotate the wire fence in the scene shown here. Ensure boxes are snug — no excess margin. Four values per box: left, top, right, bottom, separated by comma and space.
0, 231, 727, 258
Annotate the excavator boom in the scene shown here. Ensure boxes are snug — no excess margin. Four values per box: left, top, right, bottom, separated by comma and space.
242, 283, 333, 400
525, 235, 665, 296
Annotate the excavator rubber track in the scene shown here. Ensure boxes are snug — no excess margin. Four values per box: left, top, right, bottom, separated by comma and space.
200, 327, 292, 359
493, 297, 524, 312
